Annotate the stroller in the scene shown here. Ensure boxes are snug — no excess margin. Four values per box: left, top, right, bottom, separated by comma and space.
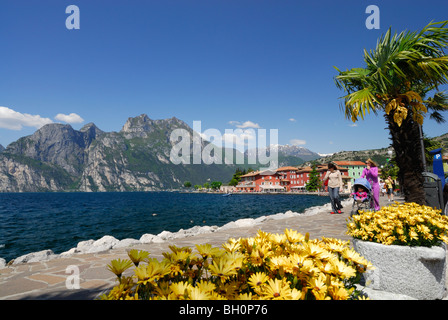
350, 178, 374, 216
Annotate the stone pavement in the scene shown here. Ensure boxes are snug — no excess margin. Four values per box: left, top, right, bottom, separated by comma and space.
0, 194, 441, 300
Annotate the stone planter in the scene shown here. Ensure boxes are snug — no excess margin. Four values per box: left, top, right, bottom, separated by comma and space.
352, 239, 447, 300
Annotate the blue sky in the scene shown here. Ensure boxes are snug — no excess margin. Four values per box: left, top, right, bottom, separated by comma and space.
1, 0, 448, 154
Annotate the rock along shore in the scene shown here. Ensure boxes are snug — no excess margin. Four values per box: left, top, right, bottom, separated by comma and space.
0, 198, 349, 268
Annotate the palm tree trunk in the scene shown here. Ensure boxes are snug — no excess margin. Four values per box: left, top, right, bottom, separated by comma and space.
385, 113, 426, 204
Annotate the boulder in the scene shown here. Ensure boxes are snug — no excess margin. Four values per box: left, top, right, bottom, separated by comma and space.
113, 238, 141, 248
86, 235, 119, 253
139, 233, 164, 244
13, 249, 56, 265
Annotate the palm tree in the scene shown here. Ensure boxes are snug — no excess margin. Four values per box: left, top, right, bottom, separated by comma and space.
334, 21, 448, 204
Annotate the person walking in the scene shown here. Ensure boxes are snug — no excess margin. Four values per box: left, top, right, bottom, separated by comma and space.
380, 179, 386, 197
323, 162, 343, 214
385, 176, 394, 202
361, 159, 380, 211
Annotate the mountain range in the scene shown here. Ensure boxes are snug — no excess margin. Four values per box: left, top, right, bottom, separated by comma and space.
0, 114, 319, 192
2, 113, 444, 192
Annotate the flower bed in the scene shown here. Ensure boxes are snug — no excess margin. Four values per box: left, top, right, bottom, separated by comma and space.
347, 202, 448, 247
100, 229, 373, 300
347, 202, 448, 299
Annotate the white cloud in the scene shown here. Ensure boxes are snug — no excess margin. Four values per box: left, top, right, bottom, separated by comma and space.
55, 113, 84, 124
289, 118, 296, 122
0, 106, 53, 130
228, 120, 260, 129
222, 130, 257, 152
348, 123, 358, 127
290, 139, 306, 146
223, 131, 256, 144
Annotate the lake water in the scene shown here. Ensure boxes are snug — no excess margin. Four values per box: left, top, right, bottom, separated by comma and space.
0, 192, 331, 262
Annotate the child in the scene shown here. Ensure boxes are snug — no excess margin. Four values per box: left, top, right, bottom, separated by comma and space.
351, 186, 368, 203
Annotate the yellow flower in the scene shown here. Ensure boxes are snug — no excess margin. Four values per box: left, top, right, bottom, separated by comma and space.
261, 278, 293, 300
171, 250, 194, 263
290, 254, 318, 277
196, 243, 224, 259
249, 250, 264, 267
248, 272, 270, 289
236, 292, 253, 300
329, 259, 357, 279
154, 280, 171, 298
268, 255, 289, 272
307, 274, 329, 300
328, 286, 350, 300
196, 280, 216, 293
222, 238, 241, 253
323, 238, 348, 254
188, 287, 212, 300
216, 281, 240, 299
347, 202, 448, 246
208, 256, 238, 282
284, 228, 305, 243
300, 242, 326, 260
291, 288, 305, 300
127, 249, 150, 267
270, 233, 287, 245
170, 281, 192, 299
107, 258, 133, 279
134, 259, 169, 285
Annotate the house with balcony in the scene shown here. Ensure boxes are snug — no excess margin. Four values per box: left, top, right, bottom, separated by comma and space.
235, 165, 351, 192
235, 166, 300, 192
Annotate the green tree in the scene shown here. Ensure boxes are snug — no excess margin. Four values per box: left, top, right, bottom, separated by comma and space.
183, 181, 192, 188
334, 21, 448, 204
424, 135, 443, 168
229, 168, 244, 186
305, 165, 322, 192
211, 181, 223, 190
380, 158, 400, 181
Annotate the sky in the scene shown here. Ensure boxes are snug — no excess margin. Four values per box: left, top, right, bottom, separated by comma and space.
1, 0, 448, 155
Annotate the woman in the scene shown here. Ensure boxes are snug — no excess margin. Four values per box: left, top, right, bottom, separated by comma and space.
361, 159, 380, 211
385, 176, 394, 202
323, 162, 343, 214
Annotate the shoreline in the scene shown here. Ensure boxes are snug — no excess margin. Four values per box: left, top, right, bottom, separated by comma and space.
0, 197, 352, 267
182, 190, 351, 196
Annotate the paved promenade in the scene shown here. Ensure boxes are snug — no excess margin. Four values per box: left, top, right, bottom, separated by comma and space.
0, 194, 441, 300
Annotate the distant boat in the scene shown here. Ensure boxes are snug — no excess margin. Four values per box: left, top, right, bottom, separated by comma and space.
222, 193, 232, 197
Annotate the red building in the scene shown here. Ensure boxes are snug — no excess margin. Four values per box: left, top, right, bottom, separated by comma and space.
236, 166, 299, 192
236, 165, 350, 192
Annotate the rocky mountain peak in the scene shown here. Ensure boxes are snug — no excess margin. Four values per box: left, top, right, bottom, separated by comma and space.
121, 114, 153, 133
80, 122, 102, 133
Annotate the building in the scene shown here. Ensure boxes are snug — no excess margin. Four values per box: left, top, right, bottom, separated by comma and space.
235, 165, 351, 193
236, 166, 299, 192
332, 161, 366, 185
295, 165, 351, 192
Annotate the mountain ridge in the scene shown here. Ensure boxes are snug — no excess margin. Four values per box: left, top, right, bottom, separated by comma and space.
0, 114, 445, 192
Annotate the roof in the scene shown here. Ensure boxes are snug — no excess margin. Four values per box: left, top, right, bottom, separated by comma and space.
332, 161, 366, 166
239, 170, 260, 178
276, 166, 299, 172
240, 166, 299, 178
296, 165, 348, 173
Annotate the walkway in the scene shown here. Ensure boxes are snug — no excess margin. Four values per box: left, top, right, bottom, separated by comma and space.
0, 195, 437, 300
